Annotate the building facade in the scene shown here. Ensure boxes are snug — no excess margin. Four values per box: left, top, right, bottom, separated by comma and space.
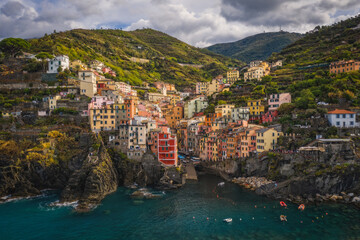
327, 109, 358, 128
157, 132, 178, 166
47, 55, 70, 73
79, 70, 97, 98
268, 93, 291, 111
329, 60, 360, 74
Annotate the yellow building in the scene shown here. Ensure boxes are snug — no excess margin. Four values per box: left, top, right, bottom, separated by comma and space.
49, 95, 61, 110
256, 128, 283, 152
247, 100, 265, 116
244, 62, 270, 81
207, 78, 220, 96
168, 94, 181, 105
164, 105, 184, 129
226, 70, 239, 85
89, 105, 116, 132
215, 104, 235, 117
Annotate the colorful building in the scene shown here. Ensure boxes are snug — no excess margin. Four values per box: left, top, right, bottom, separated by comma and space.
231, 107, 250, 122
268, 93, 291, 111
184, 96, 208, 119
157, 132, 178, 166
256, 128, 283, 153
329, 60, 360, 74
247, 100, 265, 116
226, 70, 239, 85
215, 104, 235, 117
196, 82, 208, 95
164, 105, 184, 129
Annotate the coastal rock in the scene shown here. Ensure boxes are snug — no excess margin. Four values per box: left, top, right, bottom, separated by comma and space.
60, 139, 118, 212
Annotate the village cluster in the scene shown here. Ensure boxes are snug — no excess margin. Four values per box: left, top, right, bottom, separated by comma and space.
3, 54, 360, 167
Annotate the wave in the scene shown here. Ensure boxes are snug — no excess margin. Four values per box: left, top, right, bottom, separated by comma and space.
48, 200, 79, 208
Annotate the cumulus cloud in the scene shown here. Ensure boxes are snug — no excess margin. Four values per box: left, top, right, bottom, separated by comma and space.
0, 0, 359, 47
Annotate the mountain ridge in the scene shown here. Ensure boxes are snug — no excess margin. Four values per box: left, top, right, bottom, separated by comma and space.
206, 31, 303, 63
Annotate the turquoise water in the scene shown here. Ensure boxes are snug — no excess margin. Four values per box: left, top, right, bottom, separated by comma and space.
1, 175, 360, 240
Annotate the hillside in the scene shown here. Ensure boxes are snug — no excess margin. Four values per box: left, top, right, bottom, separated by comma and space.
27, 29, 243, 89
209, 15, 360, 110
206, 32, 303, 63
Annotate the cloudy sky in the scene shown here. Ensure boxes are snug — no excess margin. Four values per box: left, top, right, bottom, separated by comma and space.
0, 0, 359, 47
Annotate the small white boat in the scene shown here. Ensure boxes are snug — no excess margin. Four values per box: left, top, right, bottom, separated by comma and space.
218, 182, 225, 187
223, 218, 232, 223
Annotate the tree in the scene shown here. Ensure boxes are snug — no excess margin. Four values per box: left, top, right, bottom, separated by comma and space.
294, 89, 315, 109
0, 38, 30, 58
36, 52, 54, 72
35, 52, 53, 60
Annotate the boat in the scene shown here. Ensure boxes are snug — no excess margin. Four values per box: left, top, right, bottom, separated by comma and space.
223, 218, 232, 223
218, 182, 225, 187
280, 215, 287, 222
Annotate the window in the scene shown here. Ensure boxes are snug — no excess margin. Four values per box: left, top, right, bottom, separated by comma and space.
336, 114, 340, 118
343, 114, 346, 118
350, 121, 354, 125
336, 122, 340, 126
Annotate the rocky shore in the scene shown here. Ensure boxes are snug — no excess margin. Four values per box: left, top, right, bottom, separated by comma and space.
232, 176, 360, 207
232, 177, 274, 191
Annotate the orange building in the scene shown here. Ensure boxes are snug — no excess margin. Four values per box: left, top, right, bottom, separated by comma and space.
329, 60, 360, 74
205, 113, 222, 126
124, 98, 136, 119
164, 106, 184, 129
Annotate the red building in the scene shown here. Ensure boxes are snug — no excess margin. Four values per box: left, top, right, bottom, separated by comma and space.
262, 110, 278, 123
157, 132, 178, 166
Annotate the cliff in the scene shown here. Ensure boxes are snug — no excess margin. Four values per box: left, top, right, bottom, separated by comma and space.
202, 139, 360, 204
0, 130, 182, 211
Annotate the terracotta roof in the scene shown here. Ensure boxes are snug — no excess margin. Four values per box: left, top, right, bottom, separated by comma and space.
327, 109, 355, 114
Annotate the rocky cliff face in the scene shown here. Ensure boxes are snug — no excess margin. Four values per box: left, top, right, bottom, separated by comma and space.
204, 150, 360, 203
0, 132, 179, 211
60, 142, 118, 211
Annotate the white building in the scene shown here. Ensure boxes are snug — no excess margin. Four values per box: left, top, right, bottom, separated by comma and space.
231, 107, 250, 121
47, 55, 70, 73
327, 109, 359, 128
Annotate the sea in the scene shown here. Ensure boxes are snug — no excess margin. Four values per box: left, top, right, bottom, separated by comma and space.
1, 174, 360, 240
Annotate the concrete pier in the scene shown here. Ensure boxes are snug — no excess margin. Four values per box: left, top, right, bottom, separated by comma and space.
185, 163, 198, 180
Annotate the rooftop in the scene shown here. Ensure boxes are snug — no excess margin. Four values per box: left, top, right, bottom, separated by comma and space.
327, 109, 355, 114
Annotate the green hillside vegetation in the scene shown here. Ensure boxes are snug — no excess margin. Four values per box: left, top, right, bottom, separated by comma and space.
206, 32, 302, 63
210, 15, 360, 110
27, 28, 243, 89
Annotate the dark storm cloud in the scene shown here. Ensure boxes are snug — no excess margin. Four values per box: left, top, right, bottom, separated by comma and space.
220, 0, 360, 27
1, 0, 360, 46
1, 1, 25, 18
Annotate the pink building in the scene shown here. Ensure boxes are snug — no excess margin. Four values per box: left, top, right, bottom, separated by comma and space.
88, 96, 114, 112
116, 82, 132, 94
268, 93, 291, 111
102, 67, 116, 77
